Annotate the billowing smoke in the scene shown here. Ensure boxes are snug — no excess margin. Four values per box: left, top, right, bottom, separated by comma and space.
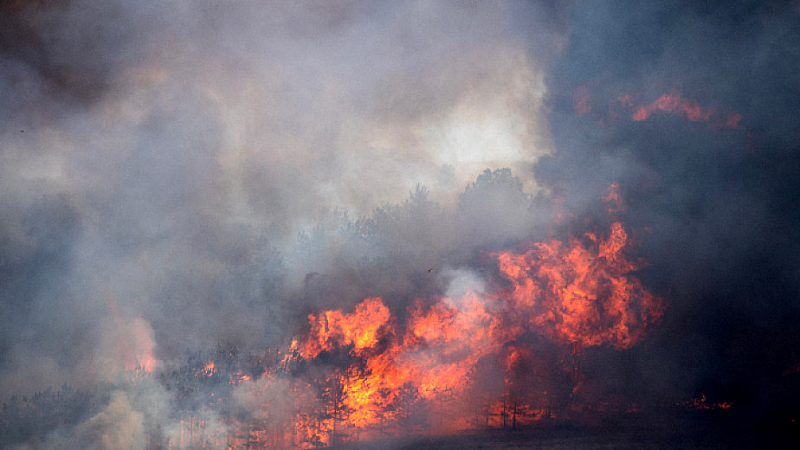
2, 0, 799, 448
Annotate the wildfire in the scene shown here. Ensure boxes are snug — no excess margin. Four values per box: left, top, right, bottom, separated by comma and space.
620, 90, 741, 129
301, 297, 392, 359
631, 90, 714, 122
682, 394, 733, 411
573, 83, 742, 129
200, 361, 216, 377
253, 186, 666, 445
495, 221, 663, 349
138, 186, 667, 449
107, 302, 157, 375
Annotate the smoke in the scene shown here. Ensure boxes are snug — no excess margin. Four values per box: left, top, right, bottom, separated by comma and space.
0, 1, 568, 447
0, 0, 561, 383
2, 0, 800, 447
539, 0, 800, 424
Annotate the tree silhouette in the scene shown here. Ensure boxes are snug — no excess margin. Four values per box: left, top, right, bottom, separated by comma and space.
456, 168, 533, 246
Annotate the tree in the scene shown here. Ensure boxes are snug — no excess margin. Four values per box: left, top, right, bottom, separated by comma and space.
456, 169, 533, 246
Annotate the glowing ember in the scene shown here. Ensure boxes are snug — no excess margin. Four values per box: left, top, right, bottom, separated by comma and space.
200, 361, 216, 377
681, 394, 734, 411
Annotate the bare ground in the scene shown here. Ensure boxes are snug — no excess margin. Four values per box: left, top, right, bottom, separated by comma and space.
331, 418, 799, 450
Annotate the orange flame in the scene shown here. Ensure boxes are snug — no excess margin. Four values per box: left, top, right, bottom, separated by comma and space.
301, 297, 391, 359
107, 302, 156, 375
197, 186, 666, 447
631, 90, 715, 122
681, 393, 733, 411
495, 221, 663, 349
618, 90, 741, 129
200, 361, 216, 377
263, 195, 664, 442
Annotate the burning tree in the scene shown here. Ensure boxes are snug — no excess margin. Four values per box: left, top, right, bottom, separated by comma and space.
2, 182, 667, 450
229, 187, 666, 446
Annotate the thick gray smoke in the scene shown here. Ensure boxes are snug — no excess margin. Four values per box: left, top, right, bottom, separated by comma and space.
2, 0, 800, 448
1, 1, 567, 448
0, 0, 562, 386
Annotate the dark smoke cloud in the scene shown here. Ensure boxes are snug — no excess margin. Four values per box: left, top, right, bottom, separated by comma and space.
2, 0, 799, 447
540, 0, 800, 424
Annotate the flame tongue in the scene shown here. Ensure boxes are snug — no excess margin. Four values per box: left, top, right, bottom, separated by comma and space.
301, 297, 391, 359
495, 221, 663, 349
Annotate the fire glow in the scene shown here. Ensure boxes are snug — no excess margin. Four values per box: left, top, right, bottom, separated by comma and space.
195, 188, 665, 449
573, 84, 742, 129
3, 3, 798, 449
625, 91, 742, 129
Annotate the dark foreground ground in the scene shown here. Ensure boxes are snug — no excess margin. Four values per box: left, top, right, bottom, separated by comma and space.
332, 414, 800, 450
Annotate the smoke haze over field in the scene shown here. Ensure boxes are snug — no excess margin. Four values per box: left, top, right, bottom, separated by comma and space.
2, 0, 800, 448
